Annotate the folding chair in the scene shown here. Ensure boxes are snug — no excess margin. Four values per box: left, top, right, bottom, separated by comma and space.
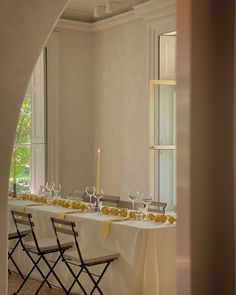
101, 195, 120, 208
11, 210, 74, 295
148, 201, 168, 213
8, 226, 31, 279
51, 217, 120, 295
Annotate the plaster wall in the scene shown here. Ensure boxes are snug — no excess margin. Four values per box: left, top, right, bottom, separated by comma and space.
47, 19, 149, 199
93, 19, 149, 199
47, 31, 94, 192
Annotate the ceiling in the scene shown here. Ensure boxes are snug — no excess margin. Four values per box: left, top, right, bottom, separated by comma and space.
62, 0, 150, 23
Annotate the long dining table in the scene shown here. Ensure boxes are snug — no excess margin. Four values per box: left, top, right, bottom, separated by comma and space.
8, 199, 176, 295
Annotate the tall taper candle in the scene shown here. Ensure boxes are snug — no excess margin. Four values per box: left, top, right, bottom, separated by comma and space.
96, 149, 101, 192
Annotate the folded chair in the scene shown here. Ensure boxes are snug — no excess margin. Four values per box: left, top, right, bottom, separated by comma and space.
8, 226, 31, 279
51, 217, 120, 295
11, 210, 74, 295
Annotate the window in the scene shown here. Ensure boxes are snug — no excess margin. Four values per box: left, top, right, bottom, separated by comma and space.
149, 33, 176, 210
150, 80, 176, 210
9, 51, 46, 194
9, 98, 31, 192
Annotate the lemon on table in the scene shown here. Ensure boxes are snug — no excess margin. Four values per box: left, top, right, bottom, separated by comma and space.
101, 207, 106, 214
71, 202, 76, 209
148, 213, 155, 221
168, 215, 176, 224
80, 203, 87, 211
129, 211, 136, 219
101, 206, 110, 215
154, 215, 160, 222
75, 202, 81, 209
113, 208, 120, 216
159, 214, 167, 223
104, 207, 110, 215
110, 207, 115, 214
120, 208, 128, 217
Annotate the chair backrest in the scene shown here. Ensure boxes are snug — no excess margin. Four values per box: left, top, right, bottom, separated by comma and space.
118, 200, 140, 210
148, 201, 167, 213
117, 200, 167, 213
11, 210, 40, 251
82, 192, 95, 203
51, 217, 83, 264
69, 190, 84, 201
101, 195, 120, 207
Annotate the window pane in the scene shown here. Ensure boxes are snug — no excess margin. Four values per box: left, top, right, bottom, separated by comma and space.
154, 84, 176, 145
9, 146, 30, 193
15, 97, 31, 144
154, 149, 176, 209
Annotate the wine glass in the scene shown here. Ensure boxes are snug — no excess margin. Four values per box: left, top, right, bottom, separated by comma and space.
142, 193, 153, 215
38, 185, 46, 196
46, 181, 55, 197
85, 186, 96, 204
128, 191, 139, 211
94, 188, 104, 212
54, 183, 62, 197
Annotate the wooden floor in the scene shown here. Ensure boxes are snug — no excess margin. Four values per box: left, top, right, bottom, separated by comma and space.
8, 272, 76, 295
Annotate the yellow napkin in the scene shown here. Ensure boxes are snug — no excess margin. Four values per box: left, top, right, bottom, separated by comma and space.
100, 218, 130, 238
58, 213, 66, 219
100, 221, 111, 238
19, 206, 25, 212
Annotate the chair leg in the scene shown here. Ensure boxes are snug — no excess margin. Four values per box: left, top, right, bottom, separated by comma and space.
13, 256, 43, 295
35, 253, 67, 295
25, 251, 52, 289
67, 266, 85, 295
86, 262, 110, 295
8, 239, 25, 279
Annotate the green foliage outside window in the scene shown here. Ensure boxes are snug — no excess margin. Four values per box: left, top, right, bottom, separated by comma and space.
9, 97, 31, 192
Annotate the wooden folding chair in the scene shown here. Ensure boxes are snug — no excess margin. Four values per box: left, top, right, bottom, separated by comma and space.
51, 217, 120, 295
11, 210, 74, 295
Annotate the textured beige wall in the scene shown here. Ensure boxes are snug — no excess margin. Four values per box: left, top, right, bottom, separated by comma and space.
47, 20, 149, 199
47, 31, 94, 192
93, 20, 149, 200
0, 1, 69, 293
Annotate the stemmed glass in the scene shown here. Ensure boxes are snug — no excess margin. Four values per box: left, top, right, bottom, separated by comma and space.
94, 188, 104, 212
38, 185, 46, 196
142, 193, 153, 215
128, 191, 139, 211
85, 186, 96, 204
46, 181, 55, 197
54, 183, 62, 197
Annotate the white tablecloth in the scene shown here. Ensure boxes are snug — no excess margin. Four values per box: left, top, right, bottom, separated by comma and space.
8, 200, 176, 295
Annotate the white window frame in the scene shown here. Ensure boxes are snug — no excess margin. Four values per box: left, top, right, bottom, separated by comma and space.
149, 79, 176, 209
25, 50, 46, 193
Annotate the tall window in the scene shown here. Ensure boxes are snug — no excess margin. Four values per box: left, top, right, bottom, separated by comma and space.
9, 51, 46, 193
9, 98, 31, 192
150, 33, 176, 210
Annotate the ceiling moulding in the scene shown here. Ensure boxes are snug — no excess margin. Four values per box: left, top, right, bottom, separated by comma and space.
92, 10, 140, 32
55, 19, 92, 33
55, 0, 176, 33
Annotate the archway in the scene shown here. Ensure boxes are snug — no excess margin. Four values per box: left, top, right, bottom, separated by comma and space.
0, 1, 69, 293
